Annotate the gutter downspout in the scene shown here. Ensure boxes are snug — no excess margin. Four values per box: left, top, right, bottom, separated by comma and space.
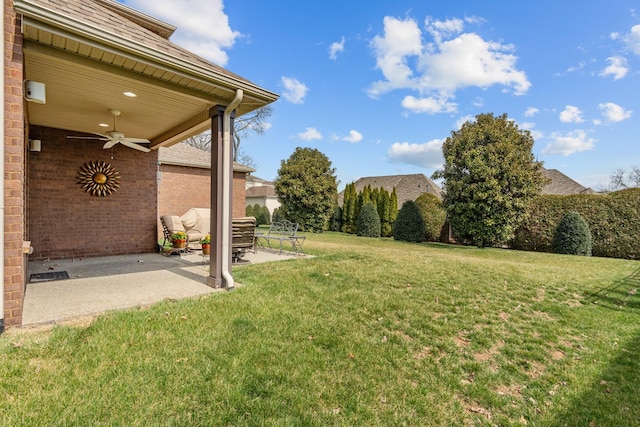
1, 7, 5, 334
221, 89, 243, 290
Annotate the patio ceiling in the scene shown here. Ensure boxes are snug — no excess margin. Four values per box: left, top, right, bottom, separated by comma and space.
16, 0, 278, 149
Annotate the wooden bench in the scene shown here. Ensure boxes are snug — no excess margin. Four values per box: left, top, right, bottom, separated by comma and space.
232, 217, 257, 262
256, 220, 305, 255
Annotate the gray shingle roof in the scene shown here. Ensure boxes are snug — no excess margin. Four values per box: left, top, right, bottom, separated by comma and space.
158, 143, 253, 173
338, 174, 442, 206
542, 169, 595, 195
246, 186, 277, 198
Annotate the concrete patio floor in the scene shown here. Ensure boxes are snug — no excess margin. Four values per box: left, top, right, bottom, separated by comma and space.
22, 249, 303, 328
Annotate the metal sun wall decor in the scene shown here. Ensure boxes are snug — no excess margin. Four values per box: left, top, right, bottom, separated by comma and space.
77, 161, 121, 196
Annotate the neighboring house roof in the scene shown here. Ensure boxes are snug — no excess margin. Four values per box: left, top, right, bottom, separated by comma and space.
158, 143, 254, 173
246, 185, 277, 198
542, 169, 595, 195
339, 174, 442, 206
246, 175, 274, 188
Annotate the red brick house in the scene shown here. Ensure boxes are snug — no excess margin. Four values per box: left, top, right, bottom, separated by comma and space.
2, 0, 278, 330
157, 142, 253, 238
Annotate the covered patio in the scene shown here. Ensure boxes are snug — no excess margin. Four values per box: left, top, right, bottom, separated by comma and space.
3, 0, 278, 329
23, 249, 301, 328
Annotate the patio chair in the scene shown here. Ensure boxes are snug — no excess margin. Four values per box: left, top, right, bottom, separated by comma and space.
232, 216, 257, 262
160, 215, 187, 254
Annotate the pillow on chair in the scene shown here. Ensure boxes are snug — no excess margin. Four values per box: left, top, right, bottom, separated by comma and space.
162, 215, 185, 233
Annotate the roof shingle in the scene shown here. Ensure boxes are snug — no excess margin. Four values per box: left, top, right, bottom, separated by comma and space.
158, 143, 253, 173
338, 174, 442, 206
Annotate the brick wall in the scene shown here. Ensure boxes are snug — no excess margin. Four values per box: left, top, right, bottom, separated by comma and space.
27, 126, 158, 260
232, 171, 247, 217
158, 164, 248, 237
4, 1, 25, 327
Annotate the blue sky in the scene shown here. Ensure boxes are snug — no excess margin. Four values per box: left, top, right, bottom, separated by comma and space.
121, 0, 640, 191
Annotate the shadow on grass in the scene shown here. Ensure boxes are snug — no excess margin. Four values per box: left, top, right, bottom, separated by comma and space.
549, 266, 640, 425
549, 331, 640, 426
585, 265, 640, 312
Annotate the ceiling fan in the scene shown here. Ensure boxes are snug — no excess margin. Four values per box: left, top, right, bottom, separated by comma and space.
67, 109, 151, 152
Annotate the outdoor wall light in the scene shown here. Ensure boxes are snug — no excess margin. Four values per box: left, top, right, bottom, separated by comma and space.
28, 139, 41, 152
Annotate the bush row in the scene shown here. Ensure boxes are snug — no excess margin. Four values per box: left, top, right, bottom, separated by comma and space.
511, 188, 640, 259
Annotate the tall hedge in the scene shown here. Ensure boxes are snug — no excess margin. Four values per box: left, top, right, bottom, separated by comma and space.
511, 188, 640, 259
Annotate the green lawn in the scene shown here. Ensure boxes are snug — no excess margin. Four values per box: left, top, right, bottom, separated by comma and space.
2, 233, 639, 426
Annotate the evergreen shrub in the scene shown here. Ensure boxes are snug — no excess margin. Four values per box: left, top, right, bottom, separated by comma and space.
330, 205, 343, 232
393, 200, 424, 243
552, 211, 592, 256
415, 193, 446, 241
272, 207, 285, 223
357, 202, 381, 237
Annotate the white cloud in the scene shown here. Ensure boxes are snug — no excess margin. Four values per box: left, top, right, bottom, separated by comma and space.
329, 37, 345, 60
401, 95, 457, 114
600, 56, 629, 80
524, 107, 539, 117
387, 139, 444, 168
520, 121, 543, 140
368, 16, 530, 114
454, 115, 474, 130
559, 105, 585, 123
598, 102, 632, 122
125, 0, 239, 66
281, 77, 308, 104
623, 24, 640, 55
341, 130, 363, 143
297, 127, 322, 141
541, 130, 595, 156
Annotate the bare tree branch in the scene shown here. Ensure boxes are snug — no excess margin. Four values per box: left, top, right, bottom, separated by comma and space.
609, 166, 640, 190
183, 131, 211, 152
232, 106, 272, 160
184, 106, 273, 165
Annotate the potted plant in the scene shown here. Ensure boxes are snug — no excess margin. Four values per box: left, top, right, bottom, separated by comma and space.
171, 231, 187, 249
200, 234, 211, 255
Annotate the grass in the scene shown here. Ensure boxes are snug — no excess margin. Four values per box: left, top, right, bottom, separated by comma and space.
2, 233, 639, 426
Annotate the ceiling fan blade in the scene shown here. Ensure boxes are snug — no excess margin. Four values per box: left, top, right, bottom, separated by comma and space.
67, 136, 109, 141
67, 131, 109, 141
122, 137, 150, 144
103, 140, 117, 149
120, 139, 151, 152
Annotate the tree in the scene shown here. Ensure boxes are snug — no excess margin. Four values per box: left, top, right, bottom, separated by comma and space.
393, 200, 424, 243
274, 147, 338, 232
272, 207, 285, 222
377, 188, 393, 237
357, 202, 381, 237
432, 113, 546, 247
261, 205, 271, 225
341, 182, 357, 233
415, 193, 446, 242
329, 205, 343, 232
233, 106, 273, 161
183, 131, 210, 151
609, 166, 640, 190
183, 105, 272, 167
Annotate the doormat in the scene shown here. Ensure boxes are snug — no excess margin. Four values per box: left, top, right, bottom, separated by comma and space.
29, 271, 70, 283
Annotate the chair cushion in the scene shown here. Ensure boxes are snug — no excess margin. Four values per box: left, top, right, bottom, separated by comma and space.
162, 215, 185, 232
